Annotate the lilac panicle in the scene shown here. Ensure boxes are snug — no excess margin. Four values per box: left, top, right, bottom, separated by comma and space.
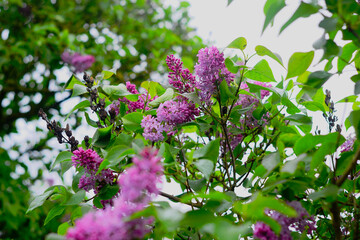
66, 148, 163, 240
166, 54, 196, 93
156, 97, 199, 125
253, 222, 277, 240
141, 115, 168, 142
194, 46, 235, 104
61, 51, 95, 73
71, 148, 116, 207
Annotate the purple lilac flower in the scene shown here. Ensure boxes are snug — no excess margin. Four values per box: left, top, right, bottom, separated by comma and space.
61, 51, 95, 73
166, 55, 196, 93
157, 97, 199, 125
340, 136, 355, 153
141, 115, 167, 142
66, 148, 163, 240
194, 46, 235, 104
253, 222, 277, 240
71, 148, 116, 207
257, 201, 316, 240
109, 100, 120, 116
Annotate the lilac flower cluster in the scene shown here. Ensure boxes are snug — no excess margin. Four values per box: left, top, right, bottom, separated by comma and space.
141, 97, 199, 142
109, 82, 155, 115
253, 201, 316, 240
195, 46, 235, 104
166, 55, 196, 93
340, 136, 355, 153
72, 148, 116, 206
61, 51, 95, 73
67, 148, 163, 240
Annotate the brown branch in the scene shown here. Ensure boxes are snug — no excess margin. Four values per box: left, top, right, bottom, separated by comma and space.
159, 191, 202, 208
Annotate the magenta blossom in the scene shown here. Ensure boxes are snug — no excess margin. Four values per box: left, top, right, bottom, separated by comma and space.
166, 54, 196, 93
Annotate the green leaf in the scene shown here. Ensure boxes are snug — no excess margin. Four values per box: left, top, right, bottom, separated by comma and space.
188, 178, 207, 192
194, 159, 214, 180
98, 184, 120, 200
219, 80, 235, 103
71, 84, 88, 97
27, 188, 55, 213
262, 152, 280, 174
286, 51, 314, 79
122, 112, 144, 131
280, 2, 320, 34
285, 114, 312, 125
92, 124, 113, 148
225, 58, 240, 74
44, 205, 66, 225
156, 208, 184, 232
102, 70, 114, 79
64, 75, 84, 90
309, 185, 339, 202
307, 71, 332, 88
159, 142, 179, 163
45, 233, 65, 240
193, 138, 220, 163
105, 145, 135, 167
149, 88, 174, 107
281, 154, 310, 174
51, 151, 73, 170
60, 160, 72, 175
84, 112, 98, 128
300, 101, 326, 112
57, 222, 70, 236
262, 0, 286, 33
349, 110, 360, 138
227, 37, 247, 50
319, 17, 338, 32
338, 42, 357, 73
65, 190, 86, 205
102, 84, 132, 99
281, 97, 301, 114
181, 91, 202, 105
140, 81, 165, 98
93, 197, 104, 209
65, 100, 90, 120
255, 45, 284, 67
245, 59, 276, 82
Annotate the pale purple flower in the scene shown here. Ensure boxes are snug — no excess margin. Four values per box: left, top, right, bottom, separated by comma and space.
109, 100, 120, 116
195, 46, 235, 104
340, 136, 355, 153
61, 51, 95, 73
157, 97, 199, 125
141, 115, 167, 142
166, 55, 196, 93
67, 148, 162, 240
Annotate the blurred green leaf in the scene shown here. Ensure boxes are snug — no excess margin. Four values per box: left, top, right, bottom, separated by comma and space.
44, 205, 66, 226
262, 0, 286, 33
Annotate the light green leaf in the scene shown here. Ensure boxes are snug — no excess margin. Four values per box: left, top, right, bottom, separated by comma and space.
57, 222, 70, 236
156, 208, 184, 232
280, 2, 320, 34
64, 75, 85, 90
262, 0, 286, 33
65, 190, 86, 206
27, 188, 55, 213
194, 159, 214, 180
255, 45, 284, 67
286, 51, 314, 79
193, 138, 220, 163
245, 59, 276, 82
65, 100, 90, 120
51, 151, 73, 170
122, 112, 144, 131
149, 88, 174, 107
102, 70, 114, 79
227, 37, 247, 50
140, 81, 165, 98
71, 84, 88, 97
338, 42, 357, 73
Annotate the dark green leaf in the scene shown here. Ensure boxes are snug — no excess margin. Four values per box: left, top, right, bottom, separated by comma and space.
319, 17, 338, 32
98, 184, 120, 200
349, 110, 360, 138
27, 188, 55, 213
92, 125, 113, 148
307, 71, 332, 88
219, 80, 235, 103
309, 185, 339, 202
262, 152, 280, 174
188, 178, 207, 192
225, 58, 240, 74
44, 205, 66, 225
84, 112, 98, 128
